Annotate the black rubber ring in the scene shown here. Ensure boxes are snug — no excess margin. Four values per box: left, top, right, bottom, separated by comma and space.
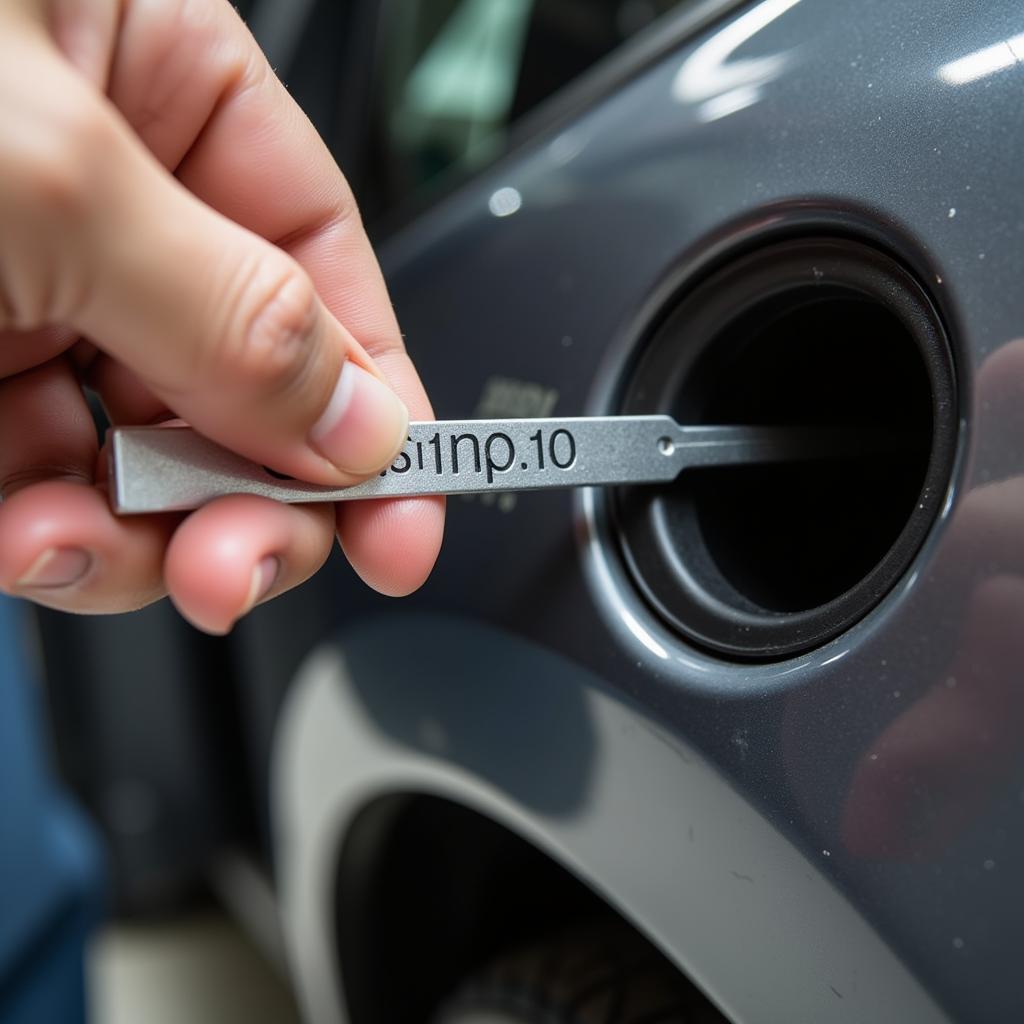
612, 237, 957, 660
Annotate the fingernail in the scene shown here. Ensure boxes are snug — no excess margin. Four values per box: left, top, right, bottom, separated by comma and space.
16, 547, 92, 589
239, 555, 279, 618
310, 361, 409, 475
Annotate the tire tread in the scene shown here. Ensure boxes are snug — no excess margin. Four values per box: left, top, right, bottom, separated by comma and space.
432, 922, 729, 1024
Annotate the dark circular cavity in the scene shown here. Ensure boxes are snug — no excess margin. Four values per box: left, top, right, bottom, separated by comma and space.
612, 238, 957, 659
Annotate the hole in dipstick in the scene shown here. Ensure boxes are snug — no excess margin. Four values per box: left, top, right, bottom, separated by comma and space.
658, 437, 675, 456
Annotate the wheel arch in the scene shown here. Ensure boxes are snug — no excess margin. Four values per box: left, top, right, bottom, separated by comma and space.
272, 615, 949, 1024
333, 792, 620, 1024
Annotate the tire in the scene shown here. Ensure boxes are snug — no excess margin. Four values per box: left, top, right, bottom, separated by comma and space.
432, 923, 728, 1024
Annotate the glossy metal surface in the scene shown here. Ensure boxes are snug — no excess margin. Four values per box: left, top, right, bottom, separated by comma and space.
109, 419, 848, 513
269, 1, 1024, 1021
275, 618, 946, 1024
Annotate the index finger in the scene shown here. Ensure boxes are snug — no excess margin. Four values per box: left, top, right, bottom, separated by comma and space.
107, 1, 404, 375
104, 0, 445, 593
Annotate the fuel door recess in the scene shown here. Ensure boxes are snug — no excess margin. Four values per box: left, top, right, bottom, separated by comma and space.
613, 238, 957, 659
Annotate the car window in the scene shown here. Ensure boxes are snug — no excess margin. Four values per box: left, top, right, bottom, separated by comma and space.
365, 0, 691, 220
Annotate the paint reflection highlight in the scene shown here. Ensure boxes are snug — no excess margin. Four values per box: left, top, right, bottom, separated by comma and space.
938, 33, 1024, 85
672, 0, 802, 122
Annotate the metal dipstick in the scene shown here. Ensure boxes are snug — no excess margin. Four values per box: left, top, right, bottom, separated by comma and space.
109, 417, 865, 514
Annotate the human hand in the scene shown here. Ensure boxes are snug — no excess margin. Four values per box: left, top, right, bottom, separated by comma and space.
0, 0, 445, 632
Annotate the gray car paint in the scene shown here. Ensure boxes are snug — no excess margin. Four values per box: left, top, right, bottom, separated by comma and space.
276, 620, 947, 1023
273, 1, 1024, 1020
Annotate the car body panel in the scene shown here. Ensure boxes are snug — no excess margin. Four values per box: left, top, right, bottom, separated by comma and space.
275, 616, 947, 1024
272, 1, 1024, 1021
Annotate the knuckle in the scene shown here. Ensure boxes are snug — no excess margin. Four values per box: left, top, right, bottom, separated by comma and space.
8, 96, 111, 220
0, 465, 92, 501
0, 93, 112, 326
217, 262, 320, 396
124, 0, 249, 136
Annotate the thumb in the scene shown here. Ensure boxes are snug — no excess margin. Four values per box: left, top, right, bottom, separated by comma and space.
65, 98, 408, 485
